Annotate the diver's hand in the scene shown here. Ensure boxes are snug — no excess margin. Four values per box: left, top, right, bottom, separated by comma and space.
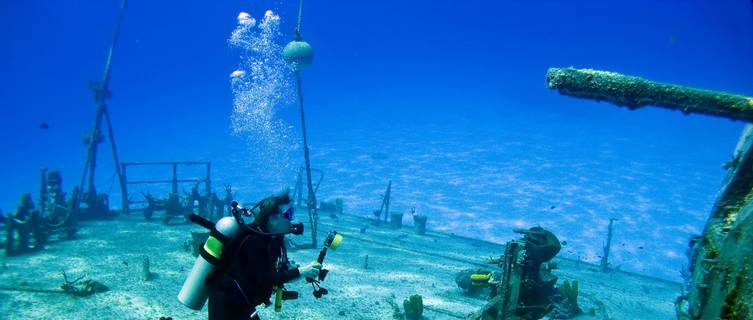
298, 261, 322, 280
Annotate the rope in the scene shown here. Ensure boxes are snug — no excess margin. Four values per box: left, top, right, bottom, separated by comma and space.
105, 170, 118, 194
289, 0, 318, 249
295, 0, 304, 39
44, 205, 72, 229
296, 71, 318, 247
423, 305, 466, 319
11, 216, 31, 226
9, 209, 32, 226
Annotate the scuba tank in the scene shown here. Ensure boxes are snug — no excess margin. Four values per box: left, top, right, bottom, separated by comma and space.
177, 202, 249, 310
178, 197, 305, 311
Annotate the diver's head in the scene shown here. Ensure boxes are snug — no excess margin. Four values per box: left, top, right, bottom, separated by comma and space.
263, 205, 303, 236
254, 192, 289, 222
266, 204, 293, 235
254, 192, 303, 236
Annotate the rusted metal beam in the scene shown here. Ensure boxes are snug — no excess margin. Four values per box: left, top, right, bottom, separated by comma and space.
546, 67, 753, 122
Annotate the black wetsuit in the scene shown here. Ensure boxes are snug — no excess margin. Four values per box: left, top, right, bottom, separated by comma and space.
206, 222, 300, 320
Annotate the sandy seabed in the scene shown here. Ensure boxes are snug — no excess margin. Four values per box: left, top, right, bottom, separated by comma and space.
0, 212, 680, 319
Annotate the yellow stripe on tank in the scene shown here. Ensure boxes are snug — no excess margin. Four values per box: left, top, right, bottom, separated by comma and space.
204, 236, 224, 259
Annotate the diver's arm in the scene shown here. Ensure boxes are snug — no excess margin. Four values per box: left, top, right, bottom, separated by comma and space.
269, 267, 301, 286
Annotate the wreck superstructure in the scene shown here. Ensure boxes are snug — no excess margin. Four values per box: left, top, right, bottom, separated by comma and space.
547, 67, 753, 320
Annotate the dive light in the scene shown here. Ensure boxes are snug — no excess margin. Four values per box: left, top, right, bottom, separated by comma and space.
307, 230, 343, 298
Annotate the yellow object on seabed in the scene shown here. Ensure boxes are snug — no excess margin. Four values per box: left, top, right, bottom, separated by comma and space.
470, 273, 492, 286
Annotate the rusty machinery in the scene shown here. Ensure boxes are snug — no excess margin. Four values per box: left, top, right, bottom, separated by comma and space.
4, 170, 84, 256
469, 227, 563, 320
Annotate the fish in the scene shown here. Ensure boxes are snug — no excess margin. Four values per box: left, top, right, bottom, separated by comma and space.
370, 153, 389, 160
39, 122, 49, 130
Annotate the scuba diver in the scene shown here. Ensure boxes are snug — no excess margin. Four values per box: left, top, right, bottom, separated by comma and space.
203, 192, 322, 320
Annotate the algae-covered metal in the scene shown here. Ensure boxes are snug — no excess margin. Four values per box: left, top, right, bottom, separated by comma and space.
680, 124, 753, 320
547, 67, 753, 320
469, 227, 562, 320
546, 67, 753, 122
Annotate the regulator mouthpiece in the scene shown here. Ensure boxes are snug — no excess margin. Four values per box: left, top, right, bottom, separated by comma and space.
290, 223, 304, 235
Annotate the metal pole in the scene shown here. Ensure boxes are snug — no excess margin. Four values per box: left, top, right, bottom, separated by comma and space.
206, 162, 213, 220
384, 181, 391, 222
600, 218, 616, 272
84, 106, 102, 203
78, 0, 128, 206
206, 162, 211, 196
103, 110, 125, 210
39, 168, 48, 215
121, 164, 128, 214
294, 169, 303, 207
172, 163, 178, 194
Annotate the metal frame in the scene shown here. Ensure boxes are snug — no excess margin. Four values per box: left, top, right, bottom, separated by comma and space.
120, 161, 211, 215
292, 166, 324, 207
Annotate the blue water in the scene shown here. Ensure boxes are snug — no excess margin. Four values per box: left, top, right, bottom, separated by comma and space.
2, 0, 752, 282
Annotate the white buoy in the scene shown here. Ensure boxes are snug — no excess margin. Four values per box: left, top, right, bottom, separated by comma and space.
282, 41, 313, 71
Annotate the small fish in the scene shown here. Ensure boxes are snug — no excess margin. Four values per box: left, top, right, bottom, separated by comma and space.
39, 122, 49, 130
549, 205, 556, 210
122, 260, 129, 266
370, 153, 389, 160
561, 240, 567, 246
668, 34, 677, 47
638, 246, 644, 250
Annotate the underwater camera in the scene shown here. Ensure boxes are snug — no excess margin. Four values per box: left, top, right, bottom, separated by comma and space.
307, 230, 343, 298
